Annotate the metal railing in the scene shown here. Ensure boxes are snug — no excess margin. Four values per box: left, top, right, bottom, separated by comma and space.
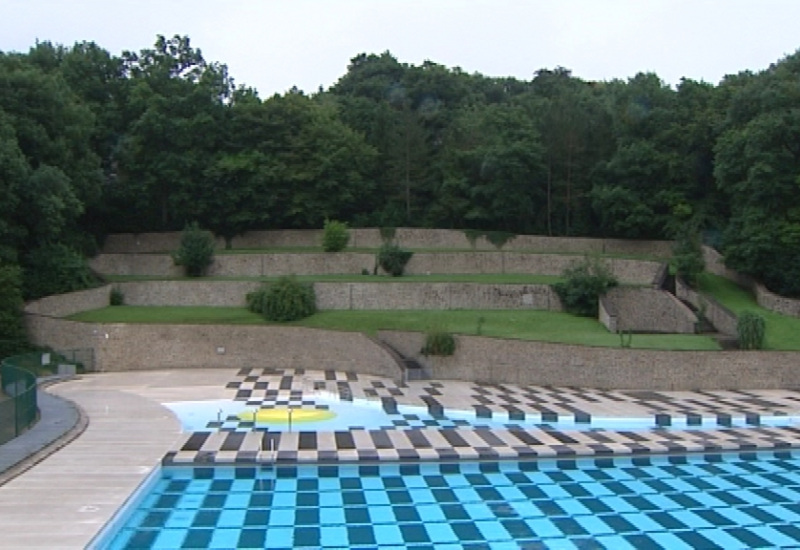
0, 354, 40, 445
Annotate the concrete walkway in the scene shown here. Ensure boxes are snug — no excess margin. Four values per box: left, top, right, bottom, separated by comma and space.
0, 373, 186, 549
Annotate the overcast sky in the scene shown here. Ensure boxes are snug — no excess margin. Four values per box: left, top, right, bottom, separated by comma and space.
2, 0, 799, 96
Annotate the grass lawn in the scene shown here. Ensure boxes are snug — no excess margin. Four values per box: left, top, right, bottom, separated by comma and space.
699, 273, 800, 351
69, 306, 720, 350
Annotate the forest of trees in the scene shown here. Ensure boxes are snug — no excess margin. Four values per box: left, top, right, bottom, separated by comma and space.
1, 34, 800, 346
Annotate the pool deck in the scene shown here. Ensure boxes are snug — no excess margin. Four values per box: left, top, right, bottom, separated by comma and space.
2, 368, 800, 549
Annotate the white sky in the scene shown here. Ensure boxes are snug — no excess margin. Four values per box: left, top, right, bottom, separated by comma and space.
2, 0, 799, 97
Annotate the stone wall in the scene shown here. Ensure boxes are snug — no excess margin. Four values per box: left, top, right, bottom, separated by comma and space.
22, 286, 800, 390
91, 252, 662, 284
675, 278, 738, 336
702, 246, 752, 286
315, 283, 562, 311
600, 287, 697, 334
754, 283, 800, 317
115, 281, 562, 310
378, 331, 800, 390
24, 286, 111, 318
118, 281, 260, 307
24, 313, 399, 377
102, 228, 674, 257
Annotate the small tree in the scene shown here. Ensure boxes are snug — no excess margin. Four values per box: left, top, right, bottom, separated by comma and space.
172, 222, 215, 277
671, 231, 705, 288
322, 219, 350, 252
737, 311, 766, 350
377, 243, 413, 277
553, 257, 618, 317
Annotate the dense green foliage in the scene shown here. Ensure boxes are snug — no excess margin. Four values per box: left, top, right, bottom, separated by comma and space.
0, 265, 28, 357
259, 276, 316, 322
377, 243, 414, 276
553, 258, 618, 317
671, 231, 706, 288
421, 329, 456, 356
737, 311, 767, 350
22, 243, 96, 300
172, 223, 215, 277
2, 35, 800, 297
322, 220, 350, 252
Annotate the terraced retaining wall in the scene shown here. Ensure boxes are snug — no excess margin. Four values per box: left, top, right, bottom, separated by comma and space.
675, 278, 738, 336
24, 313, 399, 376
378, 331, 800, 390
23, 287, 800, 389
90, 252, 662, 284
599, 287, 697, 334
101, 228, 675, 257
111, 281, 563, 311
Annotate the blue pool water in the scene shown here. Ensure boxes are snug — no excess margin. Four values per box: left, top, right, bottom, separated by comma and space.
99, 451, 800, 549
163, 398, 800, 433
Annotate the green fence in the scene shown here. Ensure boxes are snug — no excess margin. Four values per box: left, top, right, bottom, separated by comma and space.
0, 354, 40, 446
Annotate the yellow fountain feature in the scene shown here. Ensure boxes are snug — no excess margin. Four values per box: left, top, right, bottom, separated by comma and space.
237, 408, 336, 424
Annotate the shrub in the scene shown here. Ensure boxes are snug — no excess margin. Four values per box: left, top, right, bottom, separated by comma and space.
379, 226, 396, 244
421, 328, 456, 356
671, 231, 705, 288
322, 219, 350, 252
261, 276, 316, 322
377, 243, 413, 277
110, 286, 124, 306
737, 311, 766, 350
172, 222, 215, 277
22, 243, 96, 300
246, 286, 268, 314
485, 231, 516, 250
553, 257, 618, 317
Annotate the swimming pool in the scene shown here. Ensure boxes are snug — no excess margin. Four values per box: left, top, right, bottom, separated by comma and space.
163, 397, 800, 434
96, 450, 800, 549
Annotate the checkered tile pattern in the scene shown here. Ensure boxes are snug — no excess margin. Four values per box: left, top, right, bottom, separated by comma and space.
165, 368, 800, 466
113, 451, 800, 549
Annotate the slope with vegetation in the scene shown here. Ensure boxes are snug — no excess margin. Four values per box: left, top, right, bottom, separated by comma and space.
2, 35, 800, 358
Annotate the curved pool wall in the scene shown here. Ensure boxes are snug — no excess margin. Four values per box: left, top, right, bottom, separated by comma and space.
163, 397, 800, 434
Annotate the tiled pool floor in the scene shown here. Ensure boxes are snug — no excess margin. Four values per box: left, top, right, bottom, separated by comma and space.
166, 367, 800, 466
108, 453, 800, 549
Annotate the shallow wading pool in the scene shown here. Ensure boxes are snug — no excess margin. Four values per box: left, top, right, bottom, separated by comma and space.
162, 397, 800, 433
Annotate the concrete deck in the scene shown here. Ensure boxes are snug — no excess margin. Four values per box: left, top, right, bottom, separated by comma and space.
1, 369, 800, 549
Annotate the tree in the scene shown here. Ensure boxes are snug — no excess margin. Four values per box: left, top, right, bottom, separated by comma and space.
114, 35, 230, 230
0, 264, 27, 357
435, 103, 546, 233
714, 51, 800, 296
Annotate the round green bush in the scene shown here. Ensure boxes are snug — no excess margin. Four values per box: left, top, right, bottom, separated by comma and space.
172, 222, 215, 277
377, 243, 413, 277
262, 276, 316, 322
322, 219, 350, 252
